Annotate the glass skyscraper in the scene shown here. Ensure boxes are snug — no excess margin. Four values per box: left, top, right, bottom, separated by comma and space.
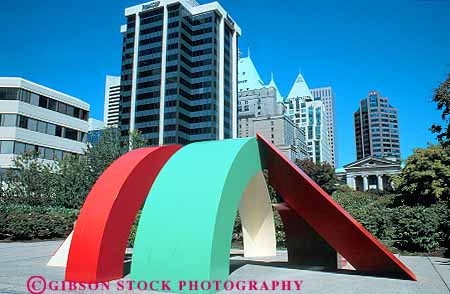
354, 90, 400, 160
310, 86, 337, 167
119, 0, 240, 145
284, 73, 332, 165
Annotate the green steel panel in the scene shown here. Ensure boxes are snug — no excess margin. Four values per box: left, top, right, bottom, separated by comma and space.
131, 137, 262, 290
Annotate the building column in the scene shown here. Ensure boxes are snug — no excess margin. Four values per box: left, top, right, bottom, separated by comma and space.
218, 16, 225, 140
346, 174, 356, 190
129, 12, 141, 135
362, 175, 369, 192
377, 174, 384, 191
231, 30, 238, 139
158, 5, 169, 146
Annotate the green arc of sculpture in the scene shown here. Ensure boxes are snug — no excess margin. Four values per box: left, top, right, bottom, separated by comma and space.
131, 137, 272, 286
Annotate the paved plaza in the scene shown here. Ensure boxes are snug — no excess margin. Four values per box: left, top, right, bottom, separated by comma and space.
0, 241, 449, 294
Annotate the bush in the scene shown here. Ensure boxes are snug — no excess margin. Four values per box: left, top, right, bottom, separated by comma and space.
0, 206, 7, 239
332, 191, 447, 253
127, 210, 141, 248
0, 205, 78, 240
391, 204, 446, 252
0, 205, 147, 247
273, 210, 286, 247
335, 185, 353, 193
333, 191, 395, 240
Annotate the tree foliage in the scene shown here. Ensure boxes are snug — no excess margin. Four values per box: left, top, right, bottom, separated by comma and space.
0, 128, 147, 209
0, 152, 55, 207
295, 159, 337, 194
394, 144, 450, 205
431, 72, 450, 147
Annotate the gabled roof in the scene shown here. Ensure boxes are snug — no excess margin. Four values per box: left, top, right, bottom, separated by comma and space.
287, 73, 313, 100
267, 72, 284, 102
238, 56, 265, 92
343, 156, 400, 169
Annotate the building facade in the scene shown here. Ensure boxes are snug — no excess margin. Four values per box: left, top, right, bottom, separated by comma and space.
354, 90, 400, 160
237, 87, 308, 161
104, 75, 121, 127
252, 114, 308, 161
0, 77, 89, 173
237, 55, 307, 161
87, 118, 106, 145
119, 0, 240, 145
285, 73, 332, 165
310, 86, 337, 167
337, 156, 401, 192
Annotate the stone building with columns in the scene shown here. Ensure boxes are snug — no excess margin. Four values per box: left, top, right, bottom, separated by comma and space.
339, 156, 401, 192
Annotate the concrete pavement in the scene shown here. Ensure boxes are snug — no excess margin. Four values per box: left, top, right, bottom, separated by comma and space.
0, 241, 448, 294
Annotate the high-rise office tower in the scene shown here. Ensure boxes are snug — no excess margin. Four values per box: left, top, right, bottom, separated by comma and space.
285, 73, 332, 165
104, 76, 121, 127
310, 86, 337, 167
119, 0, 240, 145
354, 90, 400, 160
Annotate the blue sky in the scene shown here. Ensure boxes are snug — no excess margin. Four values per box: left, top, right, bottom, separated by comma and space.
1, 0, 449, 166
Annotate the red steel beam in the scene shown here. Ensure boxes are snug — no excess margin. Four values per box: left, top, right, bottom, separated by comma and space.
65, 145, 181, 282
257, 134, 416, 280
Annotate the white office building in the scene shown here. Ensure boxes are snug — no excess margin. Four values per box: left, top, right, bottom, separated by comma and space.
0, 77, 89, 173
311, 86, 337, 167
285, 73, 332, 165
104, 75, 121, 127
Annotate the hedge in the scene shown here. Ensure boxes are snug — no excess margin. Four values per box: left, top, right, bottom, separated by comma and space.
0, 205, 78, 240
332, 191, 448, 253
1, 195, 448, 255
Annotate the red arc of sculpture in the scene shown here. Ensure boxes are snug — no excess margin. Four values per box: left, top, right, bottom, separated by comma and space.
257, 134, 416, 281
65, 145, 182, 282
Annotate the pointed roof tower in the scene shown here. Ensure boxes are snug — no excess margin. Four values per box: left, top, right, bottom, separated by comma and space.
267, 72, 284, 102
287, 72, 313, 100
238, 54, 265, 92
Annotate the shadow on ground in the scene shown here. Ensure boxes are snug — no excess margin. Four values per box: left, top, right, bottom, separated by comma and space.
229, 259, 386, 278
123, 251, 409, 281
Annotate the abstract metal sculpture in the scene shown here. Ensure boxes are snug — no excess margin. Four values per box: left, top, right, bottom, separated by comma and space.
59, 135, 415, 285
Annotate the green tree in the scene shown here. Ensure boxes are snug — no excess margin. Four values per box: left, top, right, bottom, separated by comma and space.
431, 72, 450, 147
295, 159, 337, 194
395, 144, 450, 205
50, 154, 92, 208
51, 128, 148, 208
0, 152, 56, 206
0, 128, 148, 209
429, 72, 450, 256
